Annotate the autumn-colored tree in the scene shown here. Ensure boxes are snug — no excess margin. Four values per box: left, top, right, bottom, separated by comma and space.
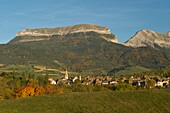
45, 84, 57, 94
14, 86, 23, 98
34, 86, 45, 96
0, 96, 3, 101
21, 82, 35, 98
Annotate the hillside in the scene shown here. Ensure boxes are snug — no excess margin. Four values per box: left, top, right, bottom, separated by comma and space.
0, 37, 130, 74
1, 39, 170, 75
0, 89, 169, 113
0, 24, 170, 75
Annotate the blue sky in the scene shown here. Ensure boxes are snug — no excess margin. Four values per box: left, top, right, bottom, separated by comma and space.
0, 0, 170, 44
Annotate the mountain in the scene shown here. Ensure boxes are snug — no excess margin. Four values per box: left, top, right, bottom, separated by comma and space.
125, 30, 170, 49
8, 24, 118, 44
0, 24, 170, 75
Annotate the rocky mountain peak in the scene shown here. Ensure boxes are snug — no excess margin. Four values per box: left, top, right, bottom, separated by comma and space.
125, 30, 170, 49
166, 31, 170, 36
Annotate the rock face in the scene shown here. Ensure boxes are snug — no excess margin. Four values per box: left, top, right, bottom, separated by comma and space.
9, 24, 118, 44
125, 30, 170, 49
16, 24, 112, 36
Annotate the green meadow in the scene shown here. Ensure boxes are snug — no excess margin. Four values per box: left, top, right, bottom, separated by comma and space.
0, 89, 169, 113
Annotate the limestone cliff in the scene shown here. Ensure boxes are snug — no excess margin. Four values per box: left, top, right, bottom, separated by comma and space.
125, 30, 170, 49
9, 24, 118, 44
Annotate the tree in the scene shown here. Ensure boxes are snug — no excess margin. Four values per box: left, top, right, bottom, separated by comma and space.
34, 86, 45, 96
146, 79, 156, 89
21, 82, 35, 98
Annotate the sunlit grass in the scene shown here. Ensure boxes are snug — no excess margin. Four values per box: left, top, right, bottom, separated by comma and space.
0, 89, 169, 113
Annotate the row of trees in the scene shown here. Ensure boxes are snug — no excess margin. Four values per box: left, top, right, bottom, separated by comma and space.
0, 70, 169, 100
0, 72, 48, 99
0, 72, 132, 100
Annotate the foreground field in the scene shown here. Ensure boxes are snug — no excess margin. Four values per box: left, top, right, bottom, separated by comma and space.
0, 89, 169, 113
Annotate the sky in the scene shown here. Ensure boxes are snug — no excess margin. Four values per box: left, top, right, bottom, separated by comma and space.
0, 0, 170, 44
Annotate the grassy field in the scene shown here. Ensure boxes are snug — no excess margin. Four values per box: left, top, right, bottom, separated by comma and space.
0, 64, 80, 79
0, 89, 169, 113
114, 66, 150, 76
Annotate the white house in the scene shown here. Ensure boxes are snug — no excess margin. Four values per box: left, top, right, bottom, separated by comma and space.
155, 80, 169, 87
48, 78, 56, 85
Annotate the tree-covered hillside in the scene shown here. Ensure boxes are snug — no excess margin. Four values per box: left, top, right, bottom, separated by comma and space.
0, 32, 170, 75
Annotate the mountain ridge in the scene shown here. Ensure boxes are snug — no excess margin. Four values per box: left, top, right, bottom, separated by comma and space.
8, 24, 170, 50
16, 24, 112, 36
0, 24, 169, 75
8, 24, 118, 44
125, 30, 170, 49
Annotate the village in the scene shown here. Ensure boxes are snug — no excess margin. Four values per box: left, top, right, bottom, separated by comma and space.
48, 70, 170, 89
